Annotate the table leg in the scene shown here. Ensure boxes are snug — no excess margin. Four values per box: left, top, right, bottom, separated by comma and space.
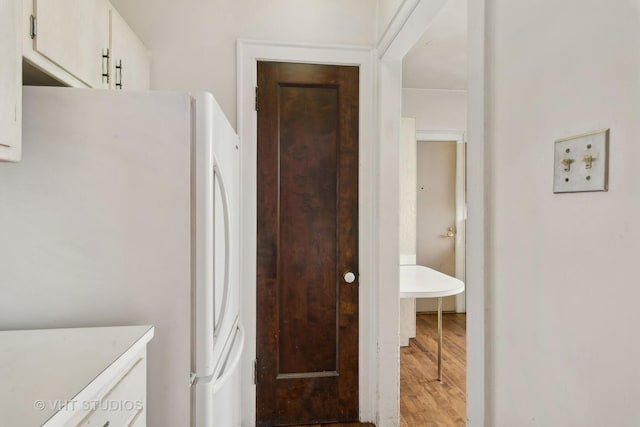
438, 296, 442, 382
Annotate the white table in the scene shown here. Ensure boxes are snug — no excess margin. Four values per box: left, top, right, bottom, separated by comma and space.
400, 264, 465, 381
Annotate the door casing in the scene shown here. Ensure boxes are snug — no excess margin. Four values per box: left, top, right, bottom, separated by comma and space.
238, 40, 376, 427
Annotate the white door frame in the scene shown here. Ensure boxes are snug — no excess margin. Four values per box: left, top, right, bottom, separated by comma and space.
237, 39, 377, 426
466, 1, 487, 423
379, 0, 486, 425
415, 130, 466, 313
237, 0, 487, 422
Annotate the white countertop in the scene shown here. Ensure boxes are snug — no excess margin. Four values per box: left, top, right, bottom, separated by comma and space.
0, 325, 154, 427
399, 264, 465, 298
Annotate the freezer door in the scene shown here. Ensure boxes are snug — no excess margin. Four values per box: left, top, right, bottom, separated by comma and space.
213, 319, 244, 394
193, 318, 244, 427
212, 320, 244, 427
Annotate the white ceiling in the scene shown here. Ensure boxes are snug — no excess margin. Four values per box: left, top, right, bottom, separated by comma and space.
402, 0, 467, 90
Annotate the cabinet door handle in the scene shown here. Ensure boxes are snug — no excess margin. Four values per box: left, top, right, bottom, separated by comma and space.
102, 48, 110, 84
115, 60, 123, 90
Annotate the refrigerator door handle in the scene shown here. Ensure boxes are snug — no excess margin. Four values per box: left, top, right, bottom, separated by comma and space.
213, 155, 231, 338
212, 322, 244, 393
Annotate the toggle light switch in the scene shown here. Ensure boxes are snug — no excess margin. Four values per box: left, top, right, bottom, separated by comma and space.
553, 129, 609, 193
560, 158, 574, 172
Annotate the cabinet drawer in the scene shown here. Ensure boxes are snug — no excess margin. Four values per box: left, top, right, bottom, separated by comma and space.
127, 408, 145, 427
78, 357, 146, 426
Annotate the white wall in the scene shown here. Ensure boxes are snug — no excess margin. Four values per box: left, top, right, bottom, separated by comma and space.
108, 0, 376, 130
402, 88, 467, 131
108, 1, 383, 425
87, 2, 640, 426
399, 117, 416, 259
486, 0, 640, 425
377, 0, 405, 39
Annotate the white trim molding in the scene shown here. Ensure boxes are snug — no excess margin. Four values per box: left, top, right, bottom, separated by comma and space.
377, 0, 448, 60
237, 39, 377, 426
379, 0, 487, 424
376, 58, 402, 427
416, 129, 466, 143
466, 0, 488, 424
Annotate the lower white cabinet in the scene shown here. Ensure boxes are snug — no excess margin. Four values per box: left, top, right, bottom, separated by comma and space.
76, 355, 147, 426
0, 325, 154, 427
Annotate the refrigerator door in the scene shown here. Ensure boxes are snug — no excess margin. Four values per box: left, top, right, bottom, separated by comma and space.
192, 93, 216, 379
191, 92, 241, 426
192, 92, 240, 380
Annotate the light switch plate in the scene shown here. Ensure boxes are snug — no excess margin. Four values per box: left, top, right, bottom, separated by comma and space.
553, 129, 609, 193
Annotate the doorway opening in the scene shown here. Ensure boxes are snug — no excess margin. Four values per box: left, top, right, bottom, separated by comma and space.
399, 134, 467, 426
397, 0, 470, 425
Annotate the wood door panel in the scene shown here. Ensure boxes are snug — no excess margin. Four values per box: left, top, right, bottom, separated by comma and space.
257, 62, 359, 426
279, 85, 339, 375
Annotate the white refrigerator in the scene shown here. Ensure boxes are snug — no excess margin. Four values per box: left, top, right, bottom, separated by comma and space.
0, 87, 243, 427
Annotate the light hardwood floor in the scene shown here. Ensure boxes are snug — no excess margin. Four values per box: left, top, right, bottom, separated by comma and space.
289, 424, 375, 427
283, 313, 466, 427
401, 313, 466, 427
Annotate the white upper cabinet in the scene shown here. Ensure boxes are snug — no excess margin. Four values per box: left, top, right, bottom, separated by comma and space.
22, 0, 149, 91
31, 0, 111, 89
0, 0, 21, 162
110, 8, 150, 90
4, 0, 150, 161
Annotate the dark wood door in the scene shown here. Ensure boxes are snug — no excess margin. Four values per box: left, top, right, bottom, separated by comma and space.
256, 62, 359, 426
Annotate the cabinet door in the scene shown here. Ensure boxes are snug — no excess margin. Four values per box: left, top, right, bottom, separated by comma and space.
0, 0, 21, 161
110, 8, 150, 91
33, 0, 110, 88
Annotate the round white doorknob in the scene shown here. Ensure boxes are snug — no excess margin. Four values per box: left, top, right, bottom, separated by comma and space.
344, 271, 356, 284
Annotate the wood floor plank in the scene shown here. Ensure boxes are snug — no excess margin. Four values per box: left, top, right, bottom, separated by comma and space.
287, 314, 466, 427
289, 424, 375, 427
401, 313, 466, 427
